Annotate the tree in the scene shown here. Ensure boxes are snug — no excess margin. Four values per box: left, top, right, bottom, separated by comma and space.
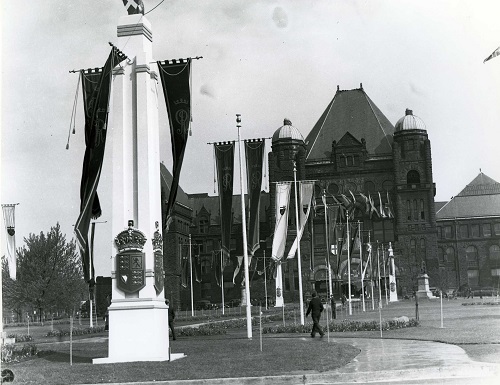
2, 223, 87, 321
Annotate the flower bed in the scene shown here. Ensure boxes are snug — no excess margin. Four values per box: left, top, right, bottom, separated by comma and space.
46, 325, 106, 337
262, 318, 419, 334
1, 343, 37, 363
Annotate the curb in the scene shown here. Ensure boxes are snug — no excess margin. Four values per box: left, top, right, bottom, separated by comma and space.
75, 363, 500, 385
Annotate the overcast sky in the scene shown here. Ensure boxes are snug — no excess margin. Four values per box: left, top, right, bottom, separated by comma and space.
2, 0, 500, 276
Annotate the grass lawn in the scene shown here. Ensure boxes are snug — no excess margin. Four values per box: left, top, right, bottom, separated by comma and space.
3, 296, 499, 384
5, 333, 359, 384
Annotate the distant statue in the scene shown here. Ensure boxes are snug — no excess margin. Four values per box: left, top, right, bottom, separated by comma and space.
122, 0, 145, 15
420, 260, 427, 275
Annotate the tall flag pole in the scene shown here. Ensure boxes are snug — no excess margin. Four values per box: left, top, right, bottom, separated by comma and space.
75, 46, 127, 285
2, 204, 18, 280
346, 211, 352, 315
157, 58, 193, 231
189, 235, 194, 317
322, 192, 332, 301
292, 162, 305, 326
236, 114, 252, 339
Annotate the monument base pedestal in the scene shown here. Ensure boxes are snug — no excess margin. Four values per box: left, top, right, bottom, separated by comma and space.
93, 298, 183, 364
415, 273, 437, 300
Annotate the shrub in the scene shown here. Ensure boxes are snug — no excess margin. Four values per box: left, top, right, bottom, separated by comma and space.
46, 326, 106, 337
262, 318, 419, 334
1, 343, 38, 363
462, 302, 500, 306
6, 334, 33, 342
178, 324, 227, 337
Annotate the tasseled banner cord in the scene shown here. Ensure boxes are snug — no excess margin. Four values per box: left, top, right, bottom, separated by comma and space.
66, 72, 81, 150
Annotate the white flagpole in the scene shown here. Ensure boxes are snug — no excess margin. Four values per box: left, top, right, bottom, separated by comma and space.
189, 234, 194, 317
221, 249, 225, 315
360, 223, 365, 312
347, 211, 352, 315
382, 245, 388, 305
263, 249, 268, 310
293, 162, 305, 325
377, 242, 382, 309
236, 114, 252, 339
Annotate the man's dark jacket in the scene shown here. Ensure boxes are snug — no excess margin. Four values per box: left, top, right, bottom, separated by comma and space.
306, 297, 324, 317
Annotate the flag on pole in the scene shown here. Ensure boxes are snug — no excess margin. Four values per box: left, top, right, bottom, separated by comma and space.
368, 193, 379, 218
287, 181, 314, 259
157, 58, 192, 230
359, 192, 370, 215
378, 192, 386, 218
232, 255, 244, 284
212, 250, 222, 287
385, 191, 394, 218
75, 46, 127, 284
244, 139, 265, 258
2, 204, 17, 280
194, 255, 202, 283
180, 247, 189, 288
350, 225, 361, 257
214, 142, 235, 269
271, 182, 291, 262
484, 46, 500, 63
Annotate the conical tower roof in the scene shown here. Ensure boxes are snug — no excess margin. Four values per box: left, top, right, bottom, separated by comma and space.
305, 86, 395, 160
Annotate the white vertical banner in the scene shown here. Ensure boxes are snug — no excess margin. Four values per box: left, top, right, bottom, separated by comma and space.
2, 204, 17, 280
271, 182, 291, 262
287, 181, 314, 259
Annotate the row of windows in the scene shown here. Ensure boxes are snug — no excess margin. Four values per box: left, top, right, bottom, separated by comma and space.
438, 223, 500, 239
407, 199, 425, 221
437, 245, 500, 264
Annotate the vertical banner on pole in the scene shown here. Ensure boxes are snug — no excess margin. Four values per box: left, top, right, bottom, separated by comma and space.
271, 182, 292, 262
244, 139, 265, 260
75, 47, 127, 285
287, 181, 314, 259
214, 142, 235, 269
2, 204, 17, 280
157, 59, 192, 230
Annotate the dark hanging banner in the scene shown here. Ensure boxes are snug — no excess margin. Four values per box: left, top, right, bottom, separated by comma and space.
214, 142, 234, 269
75, 46, 127, 284
244, 139, 265, 258
157, 59, 192, 230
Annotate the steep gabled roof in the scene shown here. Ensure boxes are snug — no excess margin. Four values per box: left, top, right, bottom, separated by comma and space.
160, 162, 190, 208
436, 172, 500, 219
305, 87, 395, 160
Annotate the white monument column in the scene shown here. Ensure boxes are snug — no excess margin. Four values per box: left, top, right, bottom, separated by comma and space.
94, 14, 179, 364
388, 242, 398, 302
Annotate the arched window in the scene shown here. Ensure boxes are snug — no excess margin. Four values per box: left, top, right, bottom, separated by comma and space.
466, 246, 478, 268
407, 170, 420, 184
345, 182, 357, 193
413, 200, 418, 220
327, 183, 339, 195
446, 247, 454, 264
420, 199, 425, 220
407, 200, 411, 220
364, 181, 375, 193
490, 245, 500, 260
410, 239, 416, 262
437, 248, 445, 265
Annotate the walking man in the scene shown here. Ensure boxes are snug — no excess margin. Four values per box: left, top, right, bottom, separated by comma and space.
165, 299, 176, 340
306, 291, 324, 338
330, 295, 337, 320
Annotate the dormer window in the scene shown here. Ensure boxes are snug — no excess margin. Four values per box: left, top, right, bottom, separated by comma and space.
199, 218, 209, 234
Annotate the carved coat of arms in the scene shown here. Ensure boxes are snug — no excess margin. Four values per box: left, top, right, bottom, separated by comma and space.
115, 221, 147, 293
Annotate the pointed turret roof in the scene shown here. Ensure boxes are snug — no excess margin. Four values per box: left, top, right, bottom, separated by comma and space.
436, 172, 500, 219
305, 86, 395, 160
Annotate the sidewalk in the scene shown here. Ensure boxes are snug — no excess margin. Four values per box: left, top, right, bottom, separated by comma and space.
71, 336, 499, 385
